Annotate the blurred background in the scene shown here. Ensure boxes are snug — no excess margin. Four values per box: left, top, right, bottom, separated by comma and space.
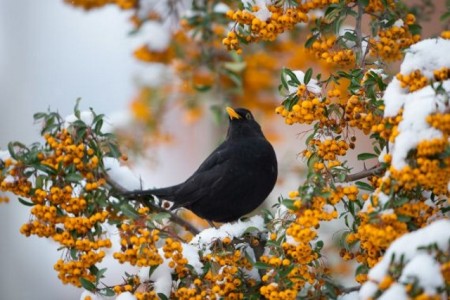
0, 0, 446, 299
0, 2, 136, 299
0, 1, 298, 299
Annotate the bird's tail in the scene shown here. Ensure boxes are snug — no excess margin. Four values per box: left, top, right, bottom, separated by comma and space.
121, 186, 178, 202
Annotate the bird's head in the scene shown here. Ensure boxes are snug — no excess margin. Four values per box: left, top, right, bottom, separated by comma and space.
225, 107, 264, 139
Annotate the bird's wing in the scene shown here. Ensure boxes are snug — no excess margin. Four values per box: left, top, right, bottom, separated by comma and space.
170, 143, 232, 207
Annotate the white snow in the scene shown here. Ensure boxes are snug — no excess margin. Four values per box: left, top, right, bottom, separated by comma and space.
103, 157, 142, 190
400, 38, 450, 79
337, 291, 359, 300
252, 6, 271, 21
3, 175, 15, 183
383, 77, 404, 117
181, 243, 203, 274
0, 150, 10, 161
190, 215, 265, 248
289, 70, 322, 94
139, 248, 172, 298
242, 246, 261, 281
322, 204, 335, 214
143, 22, 171, 52
214, 3, 229, 13
378, 283, 408, 300
79, 290, 99, 300
116, 292, 137, 300
360, 219, 450, 299
65, 111, 95, 127
359, 281, 378, 300
383, 39, 450, 169
399, 253, 444, 295
393, 19, 404, 28
386, 81, 448, 169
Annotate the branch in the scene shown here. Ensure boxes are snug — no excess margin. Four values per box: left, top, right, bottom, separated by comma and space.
340, 285, 361, 294
345, 165, 386, 182
355, 2, 370, 68
105, 175, 200, 235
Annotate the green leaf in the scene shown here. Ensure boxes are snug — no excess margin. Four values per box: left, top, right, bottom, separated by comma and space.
96, 268, 108, 282
358, 0, 369, 7
243, 226, 260, 234
253, 262, 270, 269
315, 240, 324, 251
33, 163, 57, 175
152, 212, 171, 224
357, 153, 378, 161
440, 11, 450, 21
304, 68, 313, 85
18, 197, 35, 206
65, 173, 83, 183
223, 61, 246, 73
92, 113, 105, 126
158, 293, 169, 300
343, 31, 357, 42
193, 85, 212, 92
148, 265, 159, 277
33, 112, 48, 121
120, 203, 140, 219
70, 248, 78, 260
408, 23, 421, 35
106, 142, 121, 158
283, 68, 300, 85
79, 277, 96, 292
397, 214, 411, 222
355, 264, 369, 275
394, 196, 409, 207
74, 98, 82, 119
355, 181, 374, 192
99, 288, 115, 297
280, 69, 289, 90
281, 199, 296, 210
93, 119, 104, 135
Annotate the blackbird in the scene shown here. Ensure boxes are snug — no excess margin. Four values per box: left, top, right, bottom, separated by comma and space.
123, 107, 277, 222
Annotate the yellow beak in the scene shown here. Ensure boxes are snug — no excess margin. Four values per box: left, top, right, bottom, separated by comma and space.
226, 107, 241, 120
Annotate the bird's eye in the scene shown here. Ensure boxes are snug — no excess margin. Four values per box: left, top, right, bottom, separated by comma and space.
245, 113, 252, 120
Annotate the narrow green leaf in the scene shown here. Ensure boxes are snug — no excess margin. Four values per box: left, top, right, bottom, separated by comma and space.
253, 262, 270, 269
357, 153, 378, 161
120, 203, 140, 219
284, 68, 300, 85
74, 98, 82, 119
93, 119, 104, 135
65, 173, 83, 183
152, 212, 171, 224
359, 0, 369, 7
440, 11, 450, 21
396, 214, 412, 222
281, 199, 296, 210
243, 226, 259, 234
99, 288, 115, 297
33, 112, 47, 121
355, 181, 374, 192
158, 293, 169, 300
79, 277, 96, 291
280, 68, 289, 90
304, 68, 313, 85
18, 197, 35, 206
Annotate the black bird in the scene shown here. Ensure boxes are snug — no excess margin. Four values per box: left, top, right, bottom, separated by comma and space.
123, 107, 277, 222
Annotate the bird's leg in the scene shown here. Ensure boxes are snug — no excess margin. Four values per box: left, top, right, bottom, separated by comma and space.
105, 175, 200, 235
207, 220, 218, 228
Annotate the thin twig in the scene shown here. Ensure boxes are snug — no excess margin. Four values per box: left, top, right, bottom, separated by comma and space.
105, 175, 200, 235
345, 165, 386, 182
354, 2, 372, 69
341, 285, 361, 294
